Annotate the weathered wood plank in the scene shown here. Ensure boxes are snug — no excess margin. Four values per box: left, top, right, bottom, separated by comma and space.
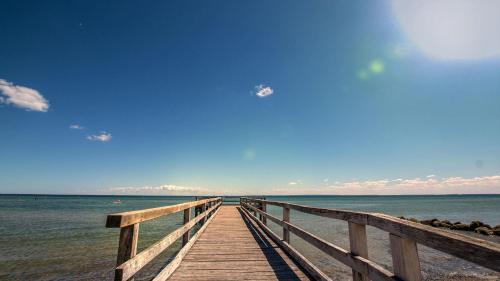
349, 222, 368, 281
106, 197, 221, 228
243, 197, 500, 273
369, 213, 500, 272
182, 208, 191, 246
245, 198, 369, 225
115, 223, 139, 281
152, 205, 222, 281
116, 223, 139, 265
389, 234, 422, 281
262, 202, 267, 225
169, 206, 313, 281
283, 206, 290, 243
114, 203, 221, 281
242, 202, 397, 281
240, 206, 331, 281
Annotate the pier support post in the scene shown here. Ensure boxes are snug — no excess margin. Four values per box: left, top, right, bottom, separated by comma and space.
348, 222, 369, 281
283, 207, 290, 243
183, 208, 191, 246
390, 234, 422, 281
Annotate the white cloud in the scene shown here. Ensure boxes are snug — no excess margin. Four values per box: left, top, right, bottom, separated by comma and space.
288, 180, 303, 185
254, 84, 273, 98
272, 174, 500, 195
86, 132, 112, 142
108, 184, 207, 195
0, 79, 49, 112
70, 124, 84, 130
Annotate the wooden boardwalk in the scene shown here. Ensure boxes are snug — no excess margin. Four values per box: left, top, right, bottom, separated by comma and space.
106, 197, 500, 281
169, 206, 312, 281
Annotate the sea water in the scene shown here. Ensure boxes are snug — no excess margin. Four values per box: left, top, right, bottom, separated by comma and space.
0, 194, 499, 280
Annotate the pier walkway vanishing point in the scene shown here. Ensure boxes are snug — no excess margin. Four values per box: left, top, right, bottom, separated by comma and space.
106, 197, 500, 281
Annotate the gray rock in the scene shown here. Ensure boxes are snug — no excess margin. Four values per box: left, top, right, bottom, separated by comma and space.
492, 225, 500, 236
470, 220, 484, 230
450, 223, 470, 231
421, 219, 438, 226
475, 226, 493, 235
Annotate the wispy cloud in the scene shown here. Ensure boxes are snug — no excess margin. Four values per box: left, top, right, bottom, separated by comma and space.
108, 184, 207, 195
254, 84, 273, 98
0, 79, 49, 112
86, 132, 112, 142
273, 174, 500, 195
288, 180, 303, 185
69, 124, 84, 130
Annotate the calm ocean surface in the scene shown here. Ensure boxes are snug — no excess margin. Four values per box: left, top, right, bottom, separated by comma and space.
0, 194, 499, 280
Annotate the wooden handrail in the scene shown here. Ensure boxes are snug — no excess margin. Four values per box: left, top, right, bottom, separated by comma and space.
241, 197, 500, 281
106, 197, 221, 228
242, 202, 396, 281
106, 197, 223, 281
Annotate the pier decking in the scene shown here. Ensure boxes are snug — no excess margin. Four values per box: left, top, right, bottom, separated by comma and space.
169, 206, 311, 281
106, 197, 500, 281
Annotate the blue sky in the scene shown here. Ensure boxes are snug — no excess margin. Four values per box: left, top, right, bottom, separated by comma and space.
1, 0, 500, 195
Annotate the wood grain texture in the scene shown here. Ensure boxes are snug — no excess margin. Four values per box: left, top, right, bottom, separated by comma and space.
108, 197, 500, 281
262, 202, 267, 225
370, 213, 500, 272
106, 197, 221, 228
168, 206, 313, 281
389, 234, 422, 281
243, 198, 369, 225
115, 224, 139, 281
115, 203, 221, 281
116, 224, 139, 266
348, 222, 368, 281
242, 202, 397, 281
152, 205, 221, 281
240, 205, 331, 281
182, 208, 191, 246
283, 207, 290, 243
242, 197, 500, 272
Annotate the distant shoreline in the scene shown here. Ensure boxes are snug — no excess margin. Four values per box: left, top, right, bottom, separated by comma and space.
1, 193, 499, 197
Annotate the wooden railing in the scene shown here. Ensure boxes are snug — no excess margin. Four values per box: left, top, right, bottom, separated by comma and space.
240, 197, 500, 281
106, 197, 223, 281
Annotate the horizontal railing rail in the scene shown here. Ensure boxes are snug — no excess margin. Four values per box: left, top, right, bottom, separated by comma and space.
240, 197, 500, 281
106, 197, 223, 281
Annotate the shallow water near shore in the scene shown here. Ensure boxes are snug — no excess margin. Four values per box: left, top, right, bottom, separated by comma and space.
0, 194, 499, 280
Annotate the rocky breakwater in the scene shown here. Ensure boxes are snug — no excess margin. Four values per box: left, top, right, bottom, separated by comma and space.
398, 217, 500, 236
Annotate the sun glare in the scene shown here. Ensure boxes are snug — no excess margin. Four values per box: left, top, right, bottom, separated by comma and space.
392, 0, 500, 60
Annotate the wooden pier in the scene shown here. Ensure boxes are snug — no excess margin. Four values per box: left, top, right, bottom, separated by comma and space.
106, 197, 500, 281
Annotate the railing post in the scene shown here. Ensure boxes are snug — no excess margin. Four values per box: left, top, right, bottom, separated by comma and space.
258, 202, 263, 221
390, 234, 422, 281
201, 203, 207, 224
261, 202, 267, 225
348, 222, 369, 281
283, 207, 290, 243
182, 208, 191, 246
116, 223, 139, 280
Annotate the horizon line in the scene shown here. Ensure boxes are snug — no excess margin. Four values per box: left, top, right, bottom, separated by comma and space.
1, 193, 499, 197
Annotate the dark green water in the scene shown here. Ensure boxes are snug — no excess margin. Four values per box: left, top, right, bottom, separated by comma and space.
0, 194, 499, 280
